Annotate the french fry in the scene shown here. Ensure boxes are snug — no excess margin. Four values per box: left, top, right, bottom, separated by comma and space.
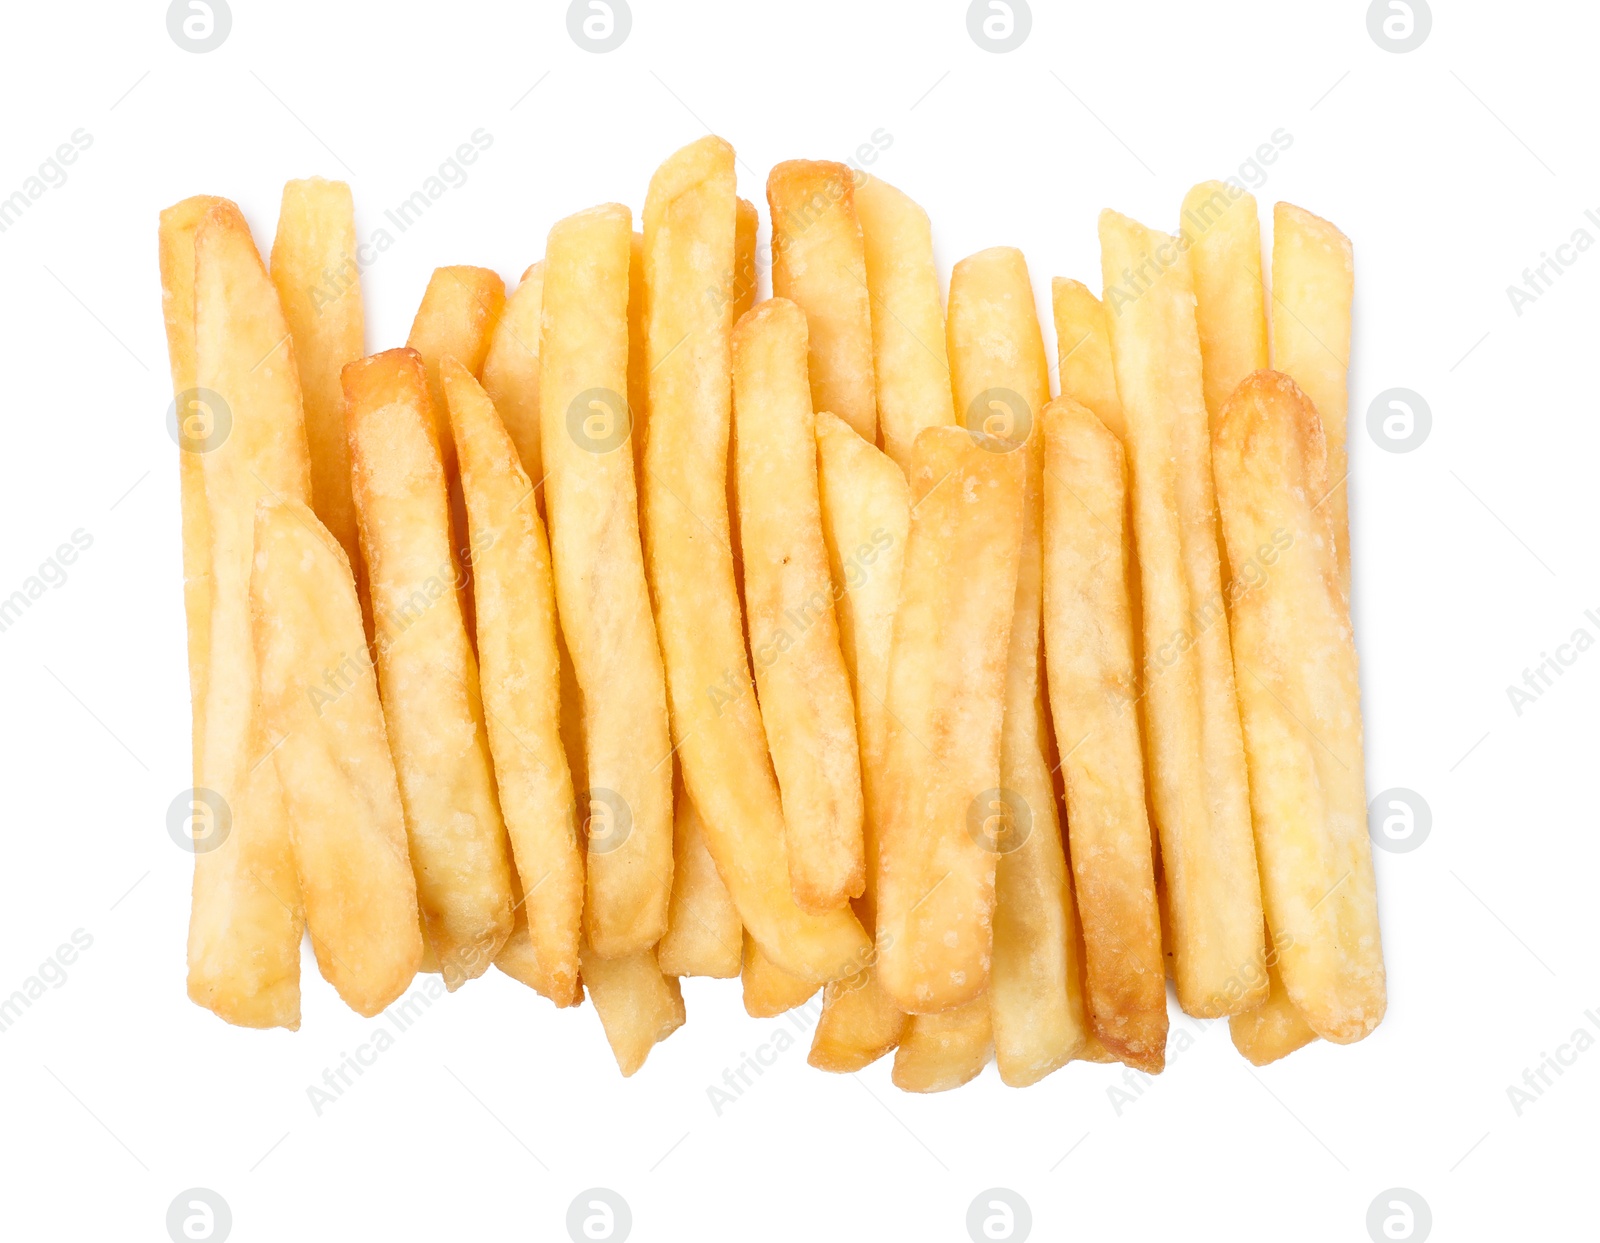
892, 996, 993, 1093
480, 262, 545, 485
445, 358, 583, 1007
1212, 370, 1384, 1042
1098, 209, 1266, 1017
808, 410, 910, 1071
539, 203, 673, 957
249, 497, 422, 1016
407, 265, 507, 461
1067, 908, 1121, 1063
1181, 182, 1268, 424
628, 233, 650, 482
1042, 398, 1168, 1072
641, 136, 868, 982
856, 175, 953, 470
187, 201, 310, 1029
269, 179, 366, 617
733, 299, 865, 911
657, 780, 743, 979
767, 160, 876, 442
1271, 203, 1353, 586
1051, 278, 1126, 440
947, 247, 1083, 1085
742, 934, 820, 1018
344, 347, 514, 987
733, 197, 760, 321
581, 944, 686, 1077
158, 195, 226, 767
876, 424, 1024, 1014
1230, 945, 1320, 1066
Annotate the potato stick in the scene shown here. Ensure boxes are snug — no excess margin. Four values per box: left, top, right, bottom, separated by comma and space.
495, 875, 567, 998
480, 262, 546, 485
641, 136, 868, 982
270, 179, 366, 609
1042, 398, 1168, 1071
344, 347, 514, 987
893, 996, 993, 1093
1213, 370, 1384, 1042
1271, 203, 1353, 586
808, 410, 910, 1071
539, 203, 674, 957
1050, 278, 1126, 440
581, 944, 686, 1077
445, 358, 584, 1007
733, 299, 865, 911
1181, 182, 1268, 425
946, 247, 1081, 1084
249, 497, 422, 1016
767, 160, 876, 441
1098, 209, 1266, 1016
657, 779, 743, 979
725, 199, 759, 597
1231, 950, 1319, 1066
742, 933, 820, 1017
159, 195, 226, 766
628, 233, 650, 482
856, 175, 953, 470
188, 201, 309, 1029
876, 425, 1023, 1013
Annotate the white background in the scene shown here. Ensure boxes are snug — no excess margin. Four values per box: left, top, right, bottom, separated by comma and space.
0, 1, 1593, 1239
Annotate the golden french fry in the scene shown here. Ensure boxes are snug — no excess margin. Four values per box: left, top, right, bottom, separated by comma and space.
1098, 209, 1266, 1016
480, 262, 545, 485
742, 933, 820, 1018
1067, 907, 1121, 1063
250, 497, 422, 1016
1271, 203, 1353, 585
876, 425, 1024, 1014
856, 175, 953, 470
445, 358, 584, 1007
628, 233, 650, 482
946, 247, 1083, 1085
408, 265, 506, 461
734, 196, 760, 321
1213, 370, 1384, 1042
344, 347, 514, 987
1042, 398, 1168, 1071
1051, 278, 1126, 440
581, 944, 686, 1077
733, 299, 865, 911
657, 779, 743, 979
539, 203, 674, 957
767, 160, 876, 442
1181, 182, 1268, 424
159, 195, 226, 767
188, 201, 309, 1029
1231, 944, 1320, 1066
808, 410, 910, 1071
270, 179, 366, 609
892, 996, 993, 1093
641, 136, 868, 983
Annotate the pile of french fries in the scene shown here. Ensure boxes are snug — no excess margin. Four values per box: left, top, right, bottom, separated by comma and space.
159, 137, 1384, 1088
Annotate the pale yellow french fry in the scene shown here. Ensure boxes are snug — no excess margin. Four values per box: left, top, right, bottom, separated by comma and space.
892, 996, 993, 1093
809, 410, 910, 1071
641, 136, 868, 983
445, 358, 584, 1008
1213, 370, 1384, 1042
856, 175, 953, 470
270, 179, 366, 615
159, 195, 226, 768
250, 497, 422, 1016
767, 160, 876, 442
540, 203, 674, 957
1271, 203, 1353, 586
876, 425, 1023, 1014
734, 196, 760, 321
733, 299, 865, 911
581, 944, 686, 1077
344, 347, 514, 987
1051, 278, 1126, 440
1042, 398, 1168, 1072
742, 933, 820, 1018
946, 247, 1082, 1085
657, 779, 743, 979
407, 265, 506, 466
1231, 945, 1320, 1066
1181, 182, 1268, 424
188, 201, 309, 1029
480, 262, 545, 485
1098, 209, 1266, 1016
1067, 905, 1121, 1064
628, 233, 650, 482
